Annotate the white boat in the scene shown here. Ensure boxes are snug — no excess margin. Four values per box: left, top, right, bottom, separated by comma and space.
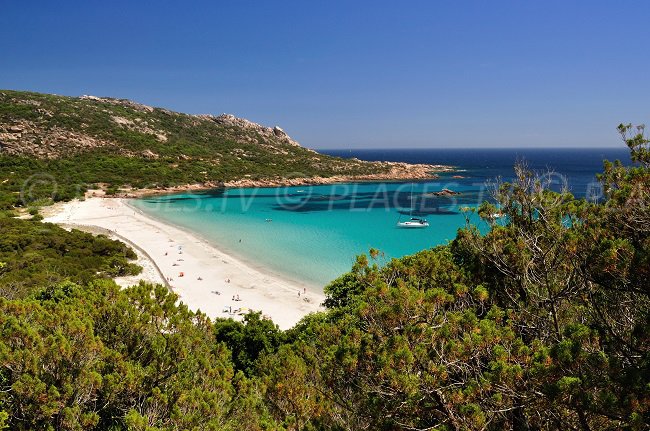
397, 183, 429, 228
397, 217, 429, 228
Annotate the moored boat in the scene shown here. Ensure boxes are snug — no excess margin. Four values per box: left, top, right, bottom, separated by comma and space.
397, 217, 429, 228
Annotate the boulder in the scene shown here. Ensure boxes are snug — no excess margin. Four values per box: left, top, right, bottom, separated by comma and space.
141, 149, 159, 159
273, 126, 287, 137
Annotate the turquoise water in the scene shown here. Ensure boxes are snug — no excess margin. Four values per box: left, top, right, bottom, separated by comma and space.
132, 180, 485, 288
132, 148, 630, 288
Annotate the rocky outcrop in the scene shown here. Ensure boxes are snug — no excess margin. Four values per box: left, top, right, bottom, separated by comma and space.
110, 115, 168, 142
224, 162, 449, 188
141, 149, 159, 159
426, 188, 462, 197
198, 113, 301, 147
0, 121, 115, 158
80, 95, 155, 113
0, 125, 23, 148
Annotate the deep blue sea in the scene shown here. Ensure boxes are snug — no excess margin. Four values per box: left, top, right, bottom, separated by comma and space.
133, 148, 631, 288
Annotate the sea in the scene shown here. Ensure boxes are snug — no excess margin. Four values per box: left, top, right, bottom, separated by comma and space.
132, 148, 631, 288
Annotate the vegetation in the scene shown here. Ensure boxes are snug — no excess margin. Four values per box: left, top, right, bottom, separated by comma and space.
0, 123, 647, 429
214, 312, 285, 377
0, 281, 252, 430
0, 90, 391, 209
0, 216, 141, 299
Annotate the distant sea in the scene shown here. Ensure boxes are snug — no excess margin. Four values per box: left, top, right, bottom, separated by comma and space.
132, 148, 631, 288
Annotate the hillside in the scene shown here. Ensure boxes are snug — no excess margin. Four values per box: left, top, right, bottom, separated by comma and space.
0, 90, 447, 207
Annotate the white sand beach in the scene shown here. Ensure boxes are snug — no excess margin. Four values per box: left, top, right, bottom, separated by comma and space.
44, 197, 325, 329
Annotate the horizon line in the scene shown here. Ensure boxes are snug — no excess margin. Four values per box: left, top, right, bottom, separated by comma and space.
315, 146, 627, 151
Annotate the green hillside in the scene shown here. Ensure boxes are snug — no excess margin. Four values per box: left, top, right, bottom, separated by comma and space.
0, 90, 403, 208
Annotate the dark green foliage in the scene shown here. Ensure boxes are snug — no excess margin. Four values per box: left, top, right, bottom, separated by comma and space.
316, 278, 528, 430
0, 217, 141, 298
322, 266, 365, 309
0, 280, 259, 430
214, 312, 284, 377
324, 245, 472, 310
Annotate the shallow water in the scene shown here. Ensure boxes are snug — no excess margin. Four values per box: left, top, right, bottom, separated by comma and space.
133, 148, 631, 287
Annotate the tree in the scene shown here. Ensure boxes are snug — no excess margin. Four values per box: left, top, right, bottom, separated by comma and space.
214, 312, 284, 377
451, 146, 649, 428
0, 280, 247, 430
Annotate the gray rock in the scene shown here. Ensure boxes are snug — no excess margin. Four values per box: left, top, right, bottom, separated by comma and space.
198, 113, 300, 146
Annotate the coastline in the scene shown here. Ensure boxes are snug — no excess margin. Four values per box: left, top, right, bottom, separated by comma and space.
105, 162, 456, 198
43, 197, 325, 330
38, 162, 456, 328
124, 198, 323, 292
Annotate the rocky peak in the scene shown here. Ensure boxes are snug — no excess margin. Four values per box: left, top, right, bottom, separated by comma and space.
198, 113, 300, 146
80, 95, 155, 113
0, 90, 309, 160
273, 126, 287, 137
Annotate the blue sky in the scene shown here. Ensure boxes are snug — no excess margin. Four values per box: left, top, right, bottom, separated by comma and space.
1, 1, 649, 149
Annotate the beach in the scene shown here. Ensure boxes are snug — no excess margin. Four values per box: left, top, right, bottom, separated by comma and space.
44, 196, 324, 329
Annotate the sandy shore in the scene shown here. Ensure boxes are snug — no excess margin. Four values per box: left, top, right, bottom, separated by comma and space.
44, 197, 325, 329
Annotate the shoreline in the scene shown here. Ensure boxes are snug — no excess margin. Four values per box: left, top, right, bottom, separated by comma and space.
104, 162, 456, 198
44, 197, 325, 330
122, 199, 323, 292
